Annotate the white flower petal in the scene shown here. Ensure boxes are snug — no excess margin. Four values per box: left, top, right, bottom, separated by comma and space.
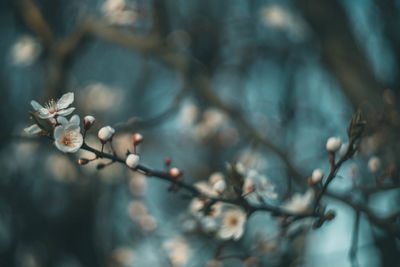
69, 114, 80, 126
30, 100, 44, 111
218, 228, 233, 239
57, 107, 75, 116
38, 108, 52, 119
233, 227, 244, 240
54, 125, 64, 140
56, 92, 74, 109
24, 124, 41, 135
57, 116, 68, 125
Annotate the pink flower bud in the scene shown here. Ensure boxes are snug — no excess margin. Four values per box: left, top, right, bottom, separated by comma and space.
83, 115, 95, 130
132, 133, 143, 145
78, 158, 90, 165
169, 167, 181, 178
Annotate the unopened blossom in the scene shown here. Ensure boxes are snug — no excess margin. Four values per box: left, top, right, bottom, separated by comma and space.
53, 115, 83, 153
126, 154, 140, 168
98, 126, 115, 142
311, 169, 323, 183
163, 237, 191, 267
132, 133, 143, 145
11, 35, 41, 66
368, 156, 381, 173
283, 189, 314, 213
339, 143, 349, 157
83, 115, 95, 130
326, 137, 341, 152
31, 92, 75, 120
218, 207, 247, 241
169, 167, 181, 178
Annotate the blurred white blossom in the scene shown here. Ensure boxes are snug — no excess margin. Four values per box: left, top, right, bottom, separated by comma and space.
283, 190, 314, 213
242, 170, 277, 204
11, 35, 41, 66
218, 207, 247, 241
163, 237, 191, 266
46, 154, 77, 182
79, 83, 124, 113
127, 200, 147, 222
101, 0, 138, 25
110, 246, 136, 266
368, 156, 381, 173
129, 172, 148, 196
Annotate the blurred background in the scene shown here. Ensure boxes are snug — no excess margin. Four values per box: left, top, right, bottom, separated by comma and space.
1, 0, 400, 266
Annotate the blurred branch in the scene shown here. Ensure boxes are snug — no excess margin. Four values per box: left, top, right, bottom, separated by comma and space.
349, 210, 360, 267
298, 0, 384, 110
326, 191, 400, 236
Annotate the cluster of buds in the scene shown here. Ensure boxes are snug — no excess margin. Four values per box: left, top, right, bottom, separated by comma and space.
125, 133, 144, 169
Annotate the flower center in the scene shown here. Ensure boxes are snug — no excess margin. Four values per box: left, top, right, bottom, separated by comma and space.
45, 99, 58, 114
227, 216, 239, 227
60, 132, 76, 147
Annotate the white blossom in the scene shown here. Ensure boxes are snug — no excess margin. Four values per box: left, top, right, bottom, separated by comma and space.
139, 215, 157, 232
126, 154, 139, 168
368, 156, 381, 173
98, 126, 115, 142
218, 207, 247, 241
311, 169, 323, 183
213, 180, 226, 193
31, 92, 75, 120
102, 0, 137, 25
163, 237, 191, 267
11, 35, 41, 66
283, 189, 314, 213
242, 170, 277, 204
53, 115, 83, 153
326, 137, 341, 152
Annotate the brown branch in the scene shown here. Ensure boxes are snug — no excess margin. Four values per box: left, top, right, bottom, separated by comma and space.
79, 142, 313, 220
